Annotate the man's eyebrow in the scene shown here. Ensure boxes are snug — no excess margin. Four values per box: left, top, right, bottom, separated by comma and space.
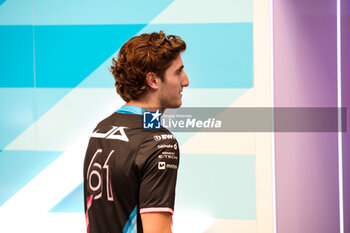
175, 65, 184, 73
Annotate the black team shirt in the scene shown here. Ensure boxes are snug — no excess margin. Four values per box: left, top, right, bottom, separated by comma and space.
83, 106, 179, 233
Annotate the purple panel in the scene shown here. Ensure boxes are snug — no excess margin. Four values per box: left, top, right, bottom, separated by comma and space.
274, 0, 340, 233
341, 0, 350, 232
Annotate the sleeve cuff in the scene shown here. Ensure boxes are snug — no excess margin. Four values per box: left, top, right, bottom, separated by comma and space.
140, 207, 174, 215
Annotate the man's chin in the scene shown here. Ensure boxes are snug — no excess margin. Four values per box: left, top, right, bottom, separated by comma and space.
171, 102, 182, 109
165, 105, 181, 109
161, 100, 182, 109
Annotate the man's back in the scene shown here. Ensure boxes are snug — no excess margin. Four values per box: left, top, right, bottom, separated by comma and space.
84, 111, 179, 233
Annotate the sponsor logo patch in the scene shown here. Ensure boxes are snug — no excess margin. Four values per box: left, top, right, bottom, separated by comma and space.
153, 134, 175, 141
158, 153, 178, 160
158, 162, 166, 170
158, 144, 173, 149
166, 164, 178, 169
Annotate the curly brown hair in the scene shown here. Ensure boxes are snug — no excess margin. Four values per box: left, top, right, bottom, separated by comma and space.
110, 31, 186, 102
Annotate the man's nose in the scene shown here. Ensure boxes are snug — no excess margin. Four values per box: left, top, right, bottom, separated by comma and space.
182, 72, 189, 87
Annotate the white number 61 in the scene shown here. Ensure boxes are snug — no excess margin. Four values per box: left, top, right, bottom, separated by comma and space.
86, 149, 114, 201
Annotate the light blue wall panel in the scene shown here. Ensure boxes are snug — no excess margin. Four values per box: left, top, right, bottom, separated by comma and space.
34, 25, 145, 87
176, 154, 256, 219
80, 23, 254, 88
143, 23, 253, 88
0, 1, 255, 228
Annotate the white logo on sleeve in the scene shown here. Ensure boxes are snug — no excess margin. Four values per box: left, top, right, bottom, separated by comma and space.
153, 134, 174, 141
158, 162, 166, 170
161, 134, 174, 140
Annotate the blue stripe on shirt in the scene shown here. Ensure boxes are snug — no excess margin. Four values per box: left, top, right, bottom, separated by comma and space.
116, 105, 147, 115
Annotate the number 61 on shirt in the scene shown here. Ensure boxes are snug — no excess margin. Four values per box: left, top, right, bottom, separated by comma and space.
86, 149, 115, 201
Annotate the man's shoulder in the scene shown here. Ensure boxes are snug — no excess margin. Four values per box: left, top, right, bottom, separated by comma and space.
138, 128, 178, 154
146, 127, 176, 141
94, 112, 142, 128
136, 127, 179, 166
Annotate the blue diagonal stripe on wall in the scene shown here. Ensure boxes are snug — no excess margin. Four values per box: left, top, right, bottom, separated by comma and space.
0, 150, 63, 206
0, 89, 35, 148
32, 0, 173, 25
0, 88, 72, 149
0, 0, 173, 25
50, 182, 84, 213
0, 0, 6, 7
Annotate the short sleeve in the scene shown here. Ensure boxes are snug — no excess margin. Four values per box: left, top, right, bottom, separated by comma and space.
136, 132, 179, 215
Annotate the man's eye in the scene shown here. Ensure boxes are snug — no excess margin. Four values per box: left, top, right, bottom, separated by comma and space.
176, 69, 183, 75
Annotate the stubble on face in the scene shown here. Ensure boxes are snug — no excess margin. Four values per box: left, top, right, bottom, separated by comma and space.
158, 55, 186, 109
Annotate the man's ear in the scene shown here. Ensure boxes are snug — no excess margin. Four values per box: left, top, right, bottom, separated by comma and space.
145, 72, 161, 90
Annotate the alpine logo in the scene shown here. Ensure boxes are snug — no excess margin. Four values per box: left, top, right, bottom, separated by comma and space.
91, 126, 129, 142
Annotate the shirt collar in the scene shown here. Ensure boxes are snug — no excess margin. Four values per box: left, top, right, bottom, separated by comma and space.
116, 105, 147, 115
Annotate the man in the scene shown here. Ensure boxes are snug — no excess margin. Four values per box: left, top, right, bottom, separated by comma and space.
83, 31, 189, 233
